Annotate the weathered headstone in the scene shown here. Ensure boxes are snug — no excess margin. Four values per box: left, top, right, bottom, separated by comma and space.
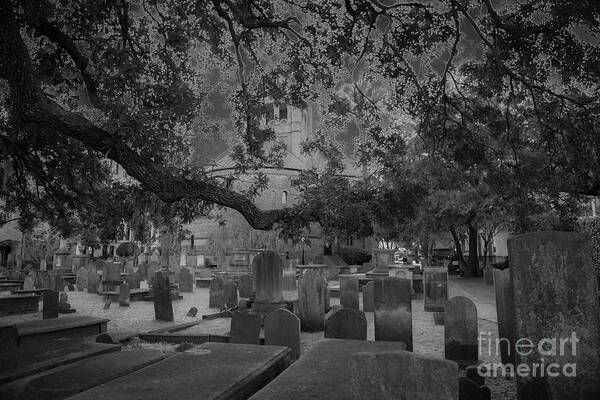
340, 275, 359, 310
51, 273, 65, 292
76, 267, 88, 291
23, 272, 35, 291
137, 261, 148, 281
508, 232, 600, 400
223, 279, 238, 309
58, 292, 73, 312
237, 274, 253, 298
186, 307, 198, 317
146, 261, 159, 287
35, 271, 49, 289
178, 267, 194, 292
0, 325, 18, 370
374, 277, 413, 351
297, 268, 328, 331
362, 281, 374, 312
444, 296, 478, 365
87, 262, 99, 294
153, 269, 174, 321
350, 351, 459, 400
119, 282, 130, 307
282, 258, 296, 291
209, 274, 226, 309
493, 268, 516, 365
424, 267, 448, 312
229, 312, 261, 344
43, 290, 59, 319
264, 309, 301, 359
251, 250, 284, 313
325, 308, 367, 340
128, 267, 141, 289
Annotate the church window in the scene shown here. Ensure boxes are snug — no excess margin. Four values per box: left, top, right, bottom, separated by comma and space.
282, 191, 288, 204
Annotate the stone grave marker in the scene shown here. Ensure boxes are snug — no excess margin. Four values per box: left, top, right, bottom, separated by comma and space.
51, 273, 65, 292
0, 325, 18, 370
23, 272, 35, 290
374, 277, 413, 351
76, 267, 88, 291
128, 267, 141, 289
146, 261, 159, 287
43, 290, 59, 319
251, 250, 284, 313
119, 282, 130, 306
229, 311, 261, 344
392, 268, 413, 296
153, 269, 174, 321
186, 307, 198, 317
209, 274, 226, 309
150, 249, 160, 263
282, 258, 296, 291
223, 278, 238, 309
298, 268, 328, 331
87, 263, 99, 294
362, 281, 375, 312
444, 296, 478, 365
340, 275, 359, 310
36, 271, 49, 289
508, 232, 600, 400
103, 299, 111, 309
178, 267, 194, 292
264, 309, 301, 359
424, 267, 448, 312
325, 308, 367, 340
493, 268, 516, 365
350, 351, 458, 400
103, 262, 122, 282
237, 274, 253, 298
138, 261, 148, 281
58, 292, 74, 313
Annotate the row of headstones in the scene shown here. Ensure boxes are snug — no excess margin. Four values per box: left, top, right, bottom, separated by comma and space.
20, 270, 73, 292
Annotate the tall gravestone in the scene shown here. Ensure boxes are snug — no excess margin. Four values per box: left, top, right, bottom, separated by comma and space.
282, 258, 297, 291
230, 312, 261, 344
251, 250, 285, 313
508, 232, 600, 400
209, 274, 226, 309
325, 308, 367, 340
298, 268, 328, 331
340, 275, 359, 310
374, 277, 413, 351
178, 267, 194, 292
264, 309, 301, 359
43, 290, 59, 319
146, 261, 159, 287
444, 296, 478, 366
129, 267, 141, 289
424, 267, 448, 312
138, 261, 148, 281
237, 274, 253, 298
493, 268, 516, 365
362, 281, 375, 312
119, 282, 130, 307
350, 351, 458, 400
223, 278, 238, 309
76, 267, 88, 291
23, 272, 35, 290
87, 263, 98, 294
153, 269, 174, 321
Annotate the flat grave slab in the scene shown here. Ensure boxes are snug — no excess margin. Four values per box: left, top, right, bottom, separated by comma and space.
250, 339, 406, 400
104, 288, 150, 302
0, 339, 120, 385
1, 350, 166, 400
12, 316, 109, 347
0, 294, 40, 316
69, 342, 291, 400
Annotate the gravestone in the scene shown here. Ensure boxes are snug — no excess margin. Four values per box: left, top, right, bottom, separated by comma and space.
264, 309, 301, 359
297, 268, 328, 331
350, 351, 458, 400
87, 262, 99, 294
150, 249, 160, 263
103, 262, 121, 282
392, 268, 413, 296
51, 274, 65, 292
153, 269, 174, 321
103, 299, 111, 309
23, 272, 35, 290
424, 267, 448, 312
129, 268, 141, 289
223, 279, 238, 308
362, 281, 375, 312
340, 275, 359, 310
508, 232, 600, 400
76, 267, 88, 291
187, 307, 198, 317
325, 308, 367, 340
0, 325, 18, 370
237, 274, 253, 298
251, 250, 284, 313
36, 271, 49, 289
146, 261, 160, 287
493, 268, 516, 365
444, 296, 478, 366
229, 312, 261, 344
282, 258, 296, 291
374, 277, 412, 351
58, 292, 74, 313
138, 261, 148, 281
209, 274, 226, 309
119, 282, 130, 306
43, 290, 59, 319
178, 267, 194, 292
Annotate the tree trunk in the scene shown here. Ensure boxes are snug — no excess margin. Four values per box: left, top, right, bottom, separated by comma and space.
466, 223, 479, 277
449, 226, 468, 273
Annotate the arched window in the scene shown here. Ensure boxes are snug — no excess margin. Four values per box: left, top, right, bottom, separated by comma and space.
281, 191, 288, 205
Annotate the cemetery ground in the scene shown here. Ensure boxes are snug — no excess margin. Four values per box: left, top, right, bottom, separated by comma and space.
0, 275, 515, 400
